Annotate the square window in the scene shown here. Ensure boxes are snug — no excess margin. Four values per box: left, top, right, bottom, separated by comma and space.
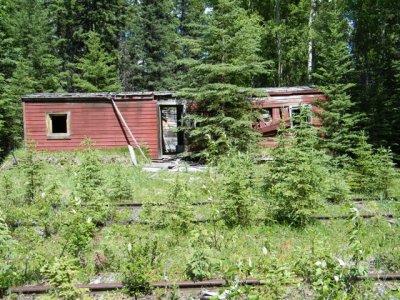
290, 106, 311, 127
46, 112, 71, 139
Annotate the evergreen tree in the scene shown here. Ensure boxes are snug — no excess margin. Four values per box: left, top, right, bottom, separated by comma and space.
312, 1, 361, 162
0, 0, 18, 80
0, 61, 37, 155
12, 0, 62, 92
121, 0, 179, 91
264, 107, 330, 227
49, 0, 128, 91
174, 0, 206, 85
0, 0, 62, 157
241, 0, 312, 87
350, 0, 400, 160
73, 32, 122, 92
179, 0, 270, 161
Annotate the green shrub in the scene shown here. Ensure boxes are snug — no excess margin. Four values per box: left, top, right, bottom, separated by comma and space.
217, 151, 256, 227
294, 208, 369, 299
350, 135, 397, 198
214, 257, 261, 299
21, 141, 43, 204
264, 107, 330, 227
258, 255, 295, 300
185, 229, 213, 281
60, 211, 96, 260
40, 257, 87, 300
0, 210, 16, 297
122, 241, 154, 299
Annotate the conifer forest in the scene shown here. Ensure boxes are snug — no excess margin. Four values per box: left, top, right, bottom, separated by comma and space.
1, 0, 400, 299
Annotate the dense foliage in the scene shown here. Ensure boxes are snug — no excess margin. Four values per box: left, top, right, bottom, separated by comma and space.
0, 146, 398, 298
0, 0, 399, 160
0, 0, 400, 298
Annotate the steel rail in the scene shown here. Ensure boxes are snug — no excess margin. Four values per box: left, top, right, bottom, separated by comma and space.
10, 274, 400, 294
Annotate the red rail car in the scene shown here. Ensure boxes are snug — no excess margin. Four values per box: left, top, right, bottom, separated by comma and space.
22, 87, 325, 158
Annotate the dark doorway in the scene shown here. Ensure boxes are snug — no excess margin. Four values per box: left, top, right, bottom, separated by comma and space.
160, 105, 184, 154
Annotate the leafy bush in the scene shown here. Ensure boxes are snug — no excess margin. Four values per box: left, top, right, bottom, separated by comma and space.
294, 208, 369, 299
217, 151, 256, 227
258, 254, 295, 300
122, 241, 156, 299
185, 229, 213, 281
60, 211, 96, 260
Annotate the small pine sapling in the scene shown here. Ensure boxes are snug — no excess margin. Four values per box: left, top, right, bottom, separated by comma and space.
22, 140, 43, 204
40, 257, 87, 300
264, 107, 330, 227
141, 174, 194, 232
0, 172, 13, 205
350, 134, 397, 199
107, 166, 132, 203
164, 174, 194, 232
74, 139, 111, 224
217, 151, 256, 228
37, 181, 63, 237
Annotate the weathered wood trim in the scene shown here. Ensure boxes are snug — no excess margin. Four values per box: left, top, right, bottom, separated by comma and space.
45, 112, 71, 139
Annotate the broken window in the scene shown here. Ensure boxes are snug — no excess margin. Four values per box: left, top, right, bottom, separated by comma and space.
261, 108, 273, 126
290, 106, 311, 127
46, 112, 70, 139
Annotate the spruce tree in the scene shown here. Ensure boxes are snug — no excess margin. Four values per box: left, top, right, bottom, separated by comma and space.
0, 0, 62, 156
174, 0, 206, 84
312, 1, 360, 162
73, 32, 122, 92
121, 0, 179, 91
0, 61, 36, 154
264, 107, 330, 227
12, 0, 62, 92
350, 0, 400, 159
49, 0, 128, 91
178, 0, 270, 161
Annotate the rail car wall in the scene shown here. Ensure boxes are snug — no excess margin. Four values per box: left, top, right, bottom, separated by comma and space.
23, 99, 160, 158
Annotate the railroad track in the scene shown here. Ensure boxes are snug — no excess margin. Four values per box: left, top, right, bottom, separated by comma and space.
10, 273, 400, 295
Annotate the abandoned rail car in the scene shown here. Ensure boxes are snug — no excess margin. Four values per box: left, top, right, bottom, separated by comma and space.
22, 87, 325, 159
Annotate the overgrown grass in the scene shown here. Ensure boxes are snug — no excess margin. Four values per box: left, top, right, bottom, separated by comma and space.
1, 149, 399, 299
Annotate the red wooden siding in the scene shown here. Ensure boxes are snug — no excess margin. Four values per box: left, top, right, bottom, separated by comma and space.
23, 99, 160, 158
253, 90, 327, 147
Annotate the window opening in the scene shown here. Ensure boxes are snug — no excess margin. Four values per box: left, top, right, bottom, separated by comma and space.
290, 106, 311, 127
51, 115, 67, 133
261, 108, 273, 126
46, 112, 70, 139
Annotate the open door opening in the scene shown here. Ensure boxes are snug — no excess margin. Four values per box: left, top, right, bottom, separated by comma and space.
160, 105, 184, 155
